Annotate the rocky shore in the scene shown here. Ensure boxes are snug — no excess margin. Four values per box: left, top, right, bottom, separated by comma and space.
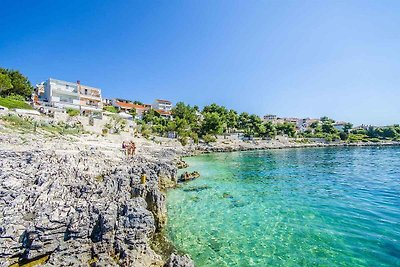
0, 132, 194, 267
1, 129, 399, 267
192, 139, 400, 154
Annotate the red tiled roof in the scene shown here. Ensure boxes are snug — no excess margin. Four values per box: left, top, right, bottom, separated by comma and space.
116, 101, 135, 109
155, 109, 172, 115
132, 104, 150, 110
155, 99, 172, 104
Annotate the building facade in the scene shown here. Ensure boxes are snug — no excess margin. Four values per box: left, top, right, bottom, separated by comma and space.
44, 78, 81, 109
132, 104, 151, 119
78, 81, 103, 114
152, 99, 172, 111
112, 98, 136, 112
43, 78, 103, 113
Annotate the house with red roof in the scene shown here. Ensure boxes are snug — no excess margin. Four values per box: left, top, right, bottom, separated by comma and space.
152, 99, 173, 119
111, 98, 136, 112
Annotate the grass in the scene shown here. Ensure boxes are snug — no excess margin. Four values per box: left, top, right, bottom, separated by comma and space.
0, 114, 84, 135
0, 96, 33, 110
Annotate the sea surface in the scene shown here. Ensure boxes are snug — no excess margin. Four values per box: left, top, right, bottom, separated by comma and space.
166, 147, 400, 266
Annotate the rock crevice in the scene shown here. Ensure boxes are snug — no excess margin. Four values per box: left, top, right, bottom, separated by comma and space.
0, 150, 193, 267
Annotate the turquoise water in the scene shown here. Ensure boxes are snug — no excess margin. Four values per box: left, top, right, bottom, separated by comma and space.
166, 147, 400, 266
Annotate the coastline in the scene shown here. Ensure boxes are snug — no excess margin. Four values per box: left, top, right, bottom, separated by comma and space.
187, 139, 400, 156
1, 129, 399, 267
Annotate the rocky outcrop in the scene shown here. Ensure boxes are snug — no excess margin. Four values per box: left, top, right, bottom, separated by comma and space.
164, 254, 194, 267
0, 149, 192, 267
178, 171, 200, 182
174, 159, 188, 169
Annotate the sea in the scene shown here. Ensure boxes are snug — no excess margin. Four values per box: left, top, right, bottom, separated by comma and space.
167, 146, 400, 266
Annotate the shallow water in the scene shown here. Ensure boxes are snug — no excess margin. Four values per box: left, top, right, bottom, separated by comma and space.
166, 147, 400, 266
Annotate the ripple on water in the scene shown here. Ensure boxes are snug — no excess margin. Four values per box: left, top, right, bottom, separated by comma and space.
167, 147, 400, 267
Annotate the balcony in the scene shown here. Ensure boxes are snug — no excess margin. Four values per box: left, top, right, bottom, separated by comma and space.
79, 90, 101, 100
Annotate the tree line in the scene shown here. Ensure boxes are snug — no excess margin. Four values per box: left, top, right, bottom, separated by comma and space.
140, 102, 298, 144
2, 66, 400, 145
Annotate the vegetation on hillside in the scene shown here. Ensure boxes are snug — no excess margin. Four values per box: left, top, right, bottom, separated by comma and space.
0, 95, 33, 109
0, 114, 84, 135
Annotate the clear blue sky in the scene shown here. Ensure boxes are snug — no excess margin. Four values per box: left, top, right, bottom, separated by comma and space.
1, 0, 399, 125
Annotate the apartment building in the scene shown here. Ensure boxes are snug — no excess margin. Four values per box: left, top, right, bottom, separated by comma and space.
152, 99, 172, 111
152, 99, 173, 119
42, 78, 103, 113
77, 81, 103, 114
44, 78, 81, 109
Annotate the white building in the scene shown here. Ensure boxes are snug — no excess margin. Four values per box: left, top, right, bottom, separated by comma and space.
43, 78, 103, 113
44, 78, 81, 109
152, 99, 172, 111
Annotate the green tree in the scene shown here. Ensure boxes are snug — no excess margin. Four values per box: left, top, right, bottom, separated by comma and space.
238, 112, 250, 129
276, 122, 297, 137
202, 103, 228, 117
263, 121, 277, 138
226, 109, 238, 132
343, 123, 353, 133
0, 73, 13, 93
129, 108, 137, 118
0, 68, 33, 98
339, 131, 349, 141
201, 112, 224, 135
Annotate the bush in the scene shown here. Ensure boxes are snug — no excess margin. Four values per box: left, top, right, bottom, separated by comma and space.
66, 108, 80, 117
179, 136, 188, 146
103, 106, 118, 113
203, 134, 216, 144
190, 132, 199, 144
0, 114, 34, 130
141, 124, 151, 139
0, 114, 83, 135
348, 133, 365, 143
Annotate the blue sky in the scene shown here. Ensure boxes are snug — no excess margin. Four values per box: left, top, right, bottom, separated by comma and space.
1, 0, 399, 125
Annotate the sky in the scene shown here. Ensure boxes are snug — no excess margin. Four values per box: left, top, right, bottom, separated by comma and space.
1, 0, 399, 125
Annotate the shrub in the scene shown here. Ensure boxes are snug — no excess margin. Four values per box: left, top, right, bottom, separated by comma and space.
141, 124, 151, 138
0, 114, 34, 130
190, 132, 199, 144
203, 134, 216, 144
66, 108, 80, 117
103, 106, 118, 113
179, 136, 188, 146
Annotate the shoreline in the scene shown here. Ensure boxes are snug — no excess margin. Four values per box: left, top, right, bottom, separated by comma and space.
186, 140, 400, 156
1, 129, 400, 267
